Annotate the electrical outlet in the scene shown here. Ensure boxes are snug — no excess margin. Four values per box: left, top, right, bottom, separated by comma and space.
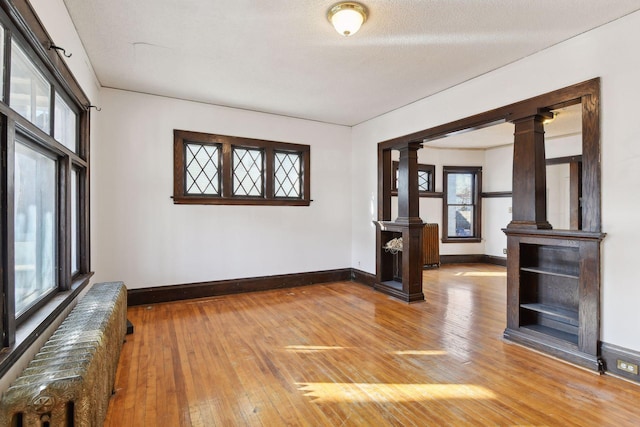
508, 206, 512, 213
616, 359, 639, 375
503, 248, 507, 255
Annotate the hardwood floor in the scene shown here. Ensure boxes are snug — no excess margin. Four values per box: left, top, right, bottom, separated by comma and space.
105, 264, 640, 426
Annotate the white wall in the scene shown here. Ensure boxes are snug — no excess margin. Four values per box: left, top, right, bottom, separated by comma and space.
93, 89, 352, 288
352, 10, 640, 352
483, 144, 513, 258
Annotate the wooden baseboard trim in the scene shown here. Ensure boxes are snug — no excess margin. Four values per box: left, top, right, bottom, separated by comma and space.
128, 268, 352, 306
440, 254, 506, 266
128, 257, 510, 306
351, 269, 377, 287
484, 255, 507, 266
601, 342, 640, 384
440, 254, 485, 264
504, 327, 602, 372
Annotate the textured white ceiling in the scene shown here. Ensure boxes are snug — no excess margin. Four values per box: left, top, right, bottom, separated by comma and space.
62, 0, 640, 126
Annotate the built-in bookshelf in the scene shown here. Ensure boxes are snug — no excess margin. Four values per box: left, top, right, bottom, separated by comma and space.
503, 229, 604, 371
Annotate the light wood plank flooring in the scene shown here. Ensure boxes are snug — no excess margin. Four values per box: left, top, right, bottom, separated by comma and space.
105, 264, 640, 426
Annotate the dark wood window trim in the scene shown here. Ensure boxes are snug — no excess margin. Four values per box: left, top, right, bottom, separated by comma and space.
173, 130, 311, 206
481, 191, 512, 198
442, 166, 482, 243
391, 161, 436, 196
0, 0, 93, 373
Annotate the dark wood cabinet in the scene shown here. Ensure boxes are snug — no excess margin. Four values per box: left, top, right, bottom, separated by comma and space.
503, 229, 605, 371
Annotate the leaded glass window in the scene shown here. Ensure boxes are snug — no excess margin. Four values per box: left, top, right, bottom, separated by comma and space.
391, 161, 435, 195
233, 147, 264, 197
274, 151, 302, 198
185, 143, 220, 195
418, 170, 431, 192
173, 130, 310, 205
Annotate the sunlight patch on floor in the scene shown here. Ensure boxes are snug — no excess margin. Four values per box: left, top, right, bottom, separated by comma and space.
455, 271, 506, 277
297, 383, 496, 403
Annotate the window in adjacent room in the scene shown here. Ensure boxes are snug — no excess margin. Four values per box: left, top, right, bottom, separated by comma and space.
173, 130, 310, 206
391, 161, 435, 196
442, 166, 482, 242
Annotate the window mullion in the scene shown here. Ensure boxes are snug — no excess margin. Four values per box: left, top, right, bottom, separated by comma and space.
2, 118, 16, 346
3, 29, 10, 104
265, 147, 274, 198
78, 167, 89, 274
48, 84, 54, 137
59, 156, 70, 290
222, 142, 232, 198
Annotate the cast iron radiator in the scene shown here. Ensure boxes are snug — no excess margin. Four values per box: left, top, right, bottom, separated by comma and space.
423, 223, 440, 267
0, 281, 127, 427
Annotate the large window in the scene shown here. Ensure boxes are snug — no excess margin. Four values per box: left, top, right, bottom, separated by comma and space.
0, 0, 92, 373
14, 141, 57, 317
174, 130, 310, 206
443, 166, 482, 242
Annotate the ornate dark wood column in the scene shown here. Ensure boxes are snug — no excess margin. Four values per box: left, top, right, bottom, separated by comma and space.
375, 142, 424, 302
396, 142, 422, 224
507, 113, 552, 230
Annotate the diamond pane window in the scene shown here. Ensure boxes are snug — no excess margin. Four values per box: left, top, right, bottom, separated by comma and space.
391, 161, 434, 194
185, 143, 220, 195
174, 130, 309, 205
10, 41, 51, 133
418, 170, 431, 192
233, 147, 264, 197
274, 151, 302, 198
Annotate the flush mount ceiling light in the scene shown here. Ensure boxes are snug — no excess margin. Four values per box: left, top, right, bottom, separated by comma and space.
327, 2, 368, 37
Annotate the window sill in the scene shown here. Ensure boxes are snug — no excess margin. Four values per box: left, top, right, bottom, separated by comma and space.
391, 191, 444, 198
172, 196, 310, 206
442, 237, 482, 243
0, 272, 93, 378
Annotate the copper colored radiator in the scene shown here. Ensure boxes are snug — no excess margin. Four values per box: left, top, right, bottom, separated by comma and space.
423, 223, 440, 267
0, 282, 127, 427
